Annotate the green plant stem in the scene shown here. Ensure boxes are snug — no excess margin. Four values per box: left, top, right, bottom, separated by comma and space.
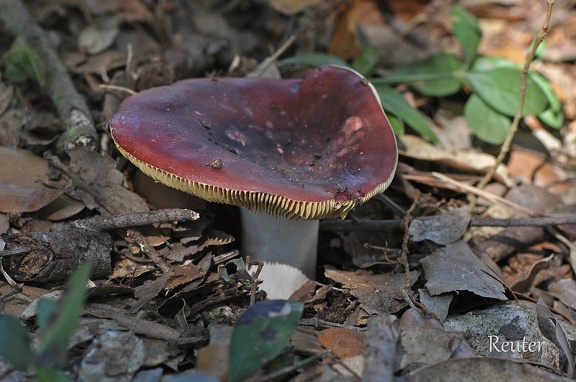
468, 0, 554, 212
0, 0, 98, 152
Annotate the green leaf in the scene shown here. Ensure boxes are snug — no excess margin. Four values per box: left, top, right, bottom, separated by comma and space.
38, 263, 91, 355
2, 37, 44, 85
464, 94, 510, 144
539, 108, 564, 129
451, 6, 482, 67
279, 53, 348, 68
0, 315, 33, 371
528, 71, 564, 129
229, 300, 303, 382
471, 56, 517, 72
37, 367, 73, 382
465, 67, 549, 116
37, 297, 59, 333
386, 113, 405, 136
351, 46, 380, 77
375, 84, 438, 142
372, 53, 464, 96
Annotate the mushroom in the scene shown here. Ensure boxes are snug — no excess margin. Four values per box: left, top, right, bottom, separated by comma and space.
109, 65, 397, 299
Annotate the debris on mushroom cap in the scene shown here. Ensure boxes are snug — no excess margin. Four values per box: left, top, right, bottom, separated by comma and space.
110, 65, 398, 219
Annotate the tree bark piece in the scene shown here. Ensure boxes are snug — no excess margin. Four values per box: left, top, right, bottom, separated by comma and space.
4, 230, 112, 282
0, 0, 98, 151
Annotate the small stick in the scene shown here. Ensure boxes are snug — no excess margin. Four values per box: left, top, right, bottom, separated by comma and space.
431, 172, 534, 216
247, 35, 296, 78
320, 214, 576, 232
126, 229, 170, 273
52, 208, 199, 231
468, 0, 555, 211
98, 84, 138, 95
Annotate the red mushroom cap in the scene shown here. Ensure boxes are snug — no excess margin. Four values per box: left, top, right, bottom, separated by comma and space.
110, 65, 397, 219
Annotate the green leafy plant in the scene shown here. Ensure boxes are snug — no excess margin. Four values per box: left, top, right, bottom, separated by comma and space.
228, 300, 304, 382
0, 263, 91, 382
2, 37, 45, 85
280, 6, 562, 145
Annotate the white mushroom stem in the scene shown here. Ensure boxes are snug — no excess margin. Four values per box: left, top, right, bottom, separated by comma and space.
239, 207, 319, 300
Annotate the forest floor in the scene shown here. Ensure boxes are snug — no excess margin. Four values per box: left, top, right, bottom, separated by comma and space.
1, 0, 576, 381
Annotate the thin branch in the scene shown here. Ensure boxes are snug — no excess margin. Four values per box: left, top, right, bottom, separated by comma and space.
320, 214, 576, 232
51, 209, 199, 231
468, 0, 555, 211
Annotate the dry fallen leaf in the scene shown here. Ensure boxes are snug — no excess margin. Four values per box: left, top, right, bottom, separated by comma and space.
317, 327, 365, 359
420, 241, 507, 300
0, 147, 69, 214
325, 268, 419, 315
399, 135, 514, 186
62, 149, 149, 215
399, 327, 465, 369
409, 208, 471, 245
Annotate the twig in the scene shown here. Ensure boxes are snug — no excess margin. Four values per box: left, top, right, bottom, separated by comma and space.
320, 214, 576, 232
468, 0, 555, 211
126, 229, 171, 273
399, 192, 418, 281
51, 208, 200, 231
98, 84, 137, 95
0, 0, 98, 151
247, 35, 296, 78
300, 317, 367, 331
431, 172, 535, 216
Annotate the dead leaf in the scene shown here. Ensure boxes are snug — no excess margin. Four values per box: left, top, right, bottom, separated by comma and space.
164, 254, 212, 290
78, 16, 119, 55
328, 0, 362, 60
418, 288, 453, 323
399, 135, 514, 186
78, 331, 145, 381
363, 315, 400, 382
0, 182, 64, 213
420, 241, 507, 300
548, 278, 576, 310
60, 149, 149, 215
325, 267, 419, 315
509, 254, 554, 293
317, 327, 365, 359
266, 0, 322, 15
409, 208, 470, 245
400, 327, 464, 369
0, 147, 72, 214
196, 344, 229, 380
